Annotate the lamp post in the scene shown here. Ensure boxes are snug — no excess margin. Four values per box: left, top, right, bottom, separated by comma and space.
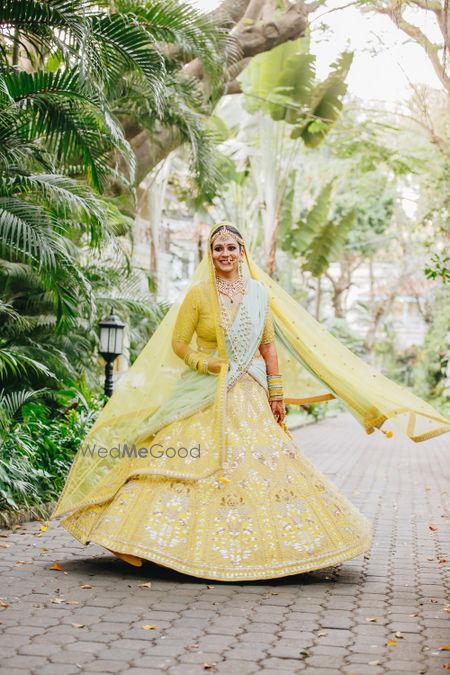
99, 308, 125, 398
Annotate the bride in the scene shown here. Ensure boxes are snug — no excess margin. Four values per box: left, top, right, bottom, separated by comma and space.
49, 222, 450, 581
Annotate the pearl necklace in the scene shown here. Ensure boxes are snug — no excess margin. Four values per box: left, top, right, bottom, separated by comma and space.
215, 274, 246, 304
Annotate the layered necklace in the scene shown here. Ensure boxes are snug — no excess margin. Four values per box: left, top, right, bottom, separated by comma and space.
215, 274, 246, 304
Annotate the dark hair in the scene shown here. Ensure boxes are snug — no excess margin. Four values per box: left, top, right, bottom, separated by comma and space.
210, 223, 244, 250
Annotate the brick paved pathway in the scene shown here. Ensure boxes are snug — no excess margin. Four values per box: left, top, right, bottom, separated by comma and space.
0, 413, 449, 675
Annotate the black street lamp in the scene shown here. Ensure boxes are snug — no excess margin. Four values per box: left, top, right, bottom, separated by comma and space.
99, 308, 125, 398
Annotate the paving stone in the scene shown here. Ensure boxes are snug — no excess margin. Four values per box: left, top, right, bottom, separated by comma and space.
35, 665, 82, 675
1, 655, 49, 669
256, 657, 304, 670
0, 414, 448, 675
177, 651, 225, 664
82, 660, 127, 672
18, 643, 63, 657
386, 660, 428, 671
304, 655, 346, 668
214, 661, 261, 674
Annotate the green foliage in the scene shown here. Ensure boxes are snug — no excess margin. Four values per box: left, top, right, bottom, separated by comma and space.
0, 0, 222, 104
413, 288, 450, 416
425, 252, 450, 284
279, 181, 356, 276
0, 383, 102, 511
0, 0, 226, 197
241, 39, 353, 148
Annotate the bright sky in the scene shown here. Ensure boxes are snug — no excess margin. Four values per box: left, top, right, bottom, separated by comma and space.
191, 0, 444, 107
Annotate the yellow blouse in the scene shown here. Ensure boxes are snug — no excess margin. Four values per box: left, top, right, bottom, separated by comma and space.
172, 280, 276, 352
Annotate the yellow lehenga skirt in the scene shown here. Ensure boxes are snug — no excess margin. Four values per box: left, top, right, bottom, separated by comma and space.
60, 371, 373, 581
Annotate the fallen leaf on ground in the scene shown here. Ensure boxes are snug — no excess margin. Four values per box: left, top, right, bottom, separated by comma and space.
16, 560, 34, 565
49, 563, 63, 571
71, 623, 85, 628
51, 598, 65, 604
138, 582, 152, 588
429, 525, 438, 531
368, 660, 381, 666
366, 617, 378, 622
206, 585, 215, 589
65, 601, 80, 605
439, 559, 447, 564
39, 524, 48, 532
0, 600, 10, 608
142, 624, 158, 630
387, 640, 397, 646
80, 584, 93, 589
203, 664, 216, 670
395, 631, 404, 639
439, 646, 450, 651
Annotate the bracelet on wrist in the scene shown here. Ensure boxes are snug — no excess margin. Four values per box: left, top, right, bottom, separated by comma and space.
184, 350, 211, 375
267, 373, 283, 401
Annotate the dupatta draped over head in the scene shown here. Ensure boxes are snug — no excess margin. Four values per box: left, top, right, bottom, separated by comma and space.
51, 223, 450, 521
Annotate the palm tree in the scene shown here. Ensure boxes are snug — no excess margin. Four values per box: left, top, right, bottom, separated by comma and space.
0, 0, 223, 394
0, 0, 225, 191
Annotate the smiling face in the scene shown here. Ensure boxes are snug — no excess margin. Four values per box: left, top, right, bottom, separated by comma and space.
211, 234, 243, 277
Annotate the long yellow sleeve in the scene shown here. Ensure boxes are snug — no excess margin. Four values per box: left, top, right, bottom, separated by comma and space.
260, 307, 275, 344
171, 285, 199, 346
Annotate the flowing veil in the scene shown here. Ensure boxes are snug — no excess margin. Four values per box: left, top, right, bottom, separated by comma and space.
50, 223, 450, 521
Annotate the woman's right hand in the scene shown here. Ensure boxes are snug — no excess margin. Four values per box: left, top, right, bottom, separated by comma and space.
207, 358, 228, 374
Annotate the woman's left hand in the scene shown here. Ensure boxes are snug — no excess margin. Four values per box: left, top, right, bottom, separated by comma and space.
270, 399, 286, 423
